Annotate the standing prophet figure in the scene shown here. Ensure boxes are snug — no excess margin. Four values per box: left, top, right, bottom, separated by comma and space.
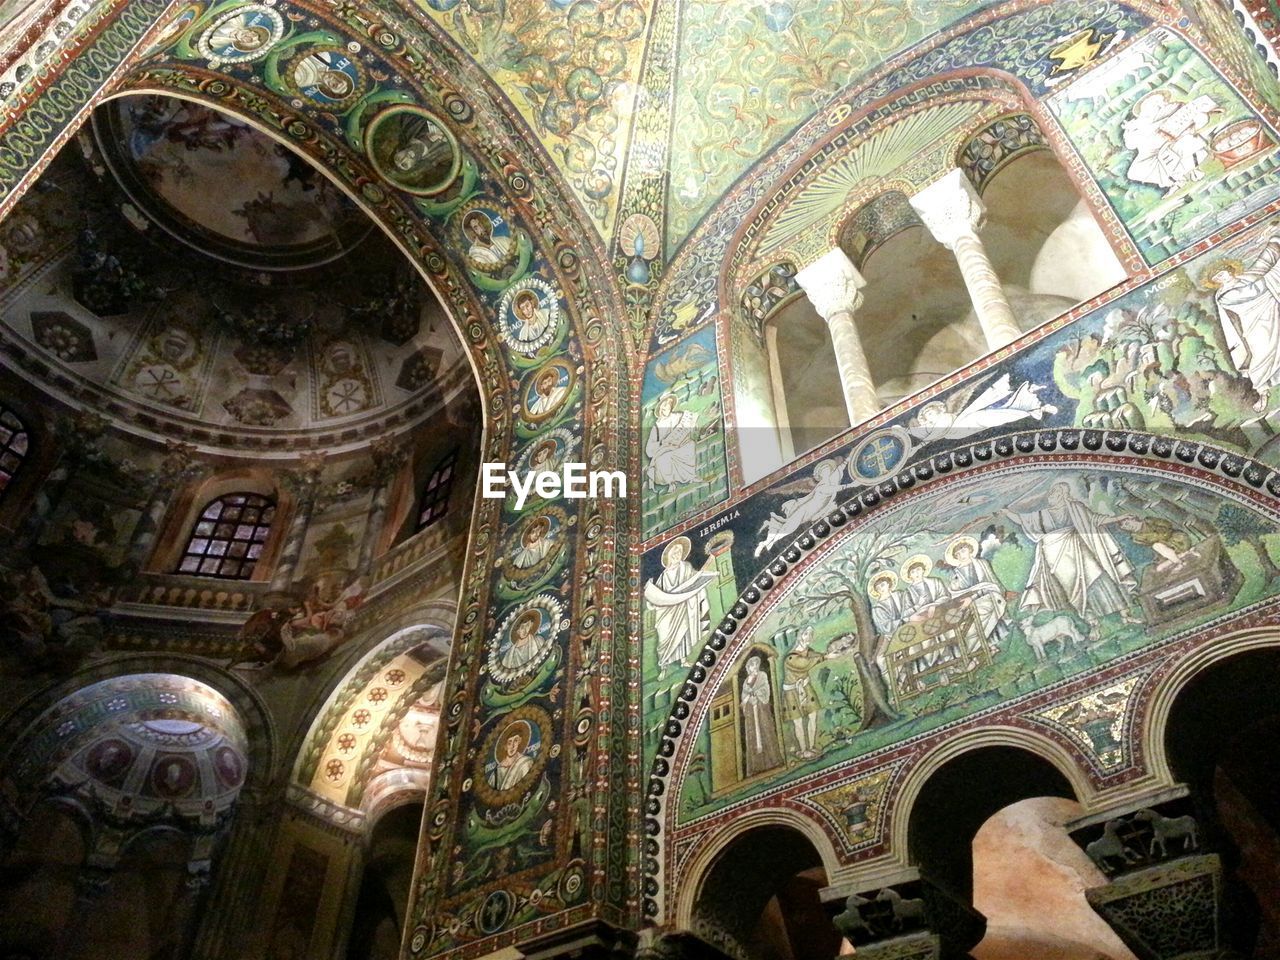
1002, 482, 1138, 623
644, 536, 717, 669
1202, 226, 1280, 401
739, 655, 784, 776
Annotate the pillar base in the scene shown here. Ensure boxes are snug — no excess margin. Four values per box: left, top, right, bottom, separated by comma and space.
847, 931, 941, 960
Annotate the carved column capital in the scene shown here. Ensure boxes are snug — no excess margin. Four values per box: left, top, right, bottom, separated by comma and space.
795, 247, 867, 321
829, 871, 985, 960
1067, 791, 1250, 959
908, 168, 985, 251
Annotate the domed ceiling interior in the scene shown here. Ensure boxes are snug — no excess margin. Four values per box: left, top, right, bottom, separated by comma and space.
0, 94, 473, 453
5, 673, 249, 827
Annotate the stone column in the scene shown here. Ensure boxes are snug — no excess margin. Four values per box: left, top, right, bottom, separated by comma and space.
18, 411, 107, 550
355, 437, 407, 577
909, 168, 1022, 351
794, 248, 879, 425
269, 454, 326, 593
127, 441, 200, 570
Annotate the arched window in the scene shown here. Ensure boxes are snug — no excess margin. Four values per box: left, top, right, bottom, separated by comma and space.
0, 405, 29, 500
417, 449, 456, 531
178, 492, 276, 578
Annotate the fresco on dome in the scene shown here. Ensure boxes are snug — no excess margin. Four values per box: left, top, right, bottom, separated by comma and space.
408, 0, 653, 236
1048, 29, 1280, 264
101, 95, 371, 267
643, 214, 1280, 779
641, 325, 728, 537
666, 0, 987, 250
675, 463, 1278, 821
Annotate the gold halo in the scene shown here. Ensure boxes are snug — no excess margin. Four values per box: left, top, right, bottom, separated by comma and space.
867, 569, 898, 593
945, 535, 980, 565
661, 535, 691, 567
497, 718, 532, 754
900, 554, 934, 580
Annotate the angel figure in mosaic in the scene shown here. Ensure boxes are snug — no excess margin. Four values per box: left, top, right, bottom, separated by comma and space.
908, 373, 1058, 445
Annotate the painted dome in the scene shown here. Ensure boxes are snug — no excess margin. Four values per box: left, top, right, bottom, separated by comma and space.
7, 674, 249, 827
91, 95, 373, 271
0, 97, 474, 454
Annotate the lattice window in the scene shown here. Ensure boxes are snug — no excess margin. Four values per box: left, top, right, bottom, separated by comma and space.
0, 406, 29, 501
178, 492, 276, 579
417, 449, 456, 531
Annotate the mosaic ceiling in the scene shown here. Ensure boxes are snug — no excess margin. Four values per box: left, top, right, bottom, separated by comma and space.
414, 0, 993, 252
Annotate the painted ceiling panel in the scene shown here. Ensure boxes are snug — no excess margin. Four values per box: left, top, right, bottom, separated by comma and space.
409, 0, 655, 237
407, 0, 994, 250
665, 0, 992, 252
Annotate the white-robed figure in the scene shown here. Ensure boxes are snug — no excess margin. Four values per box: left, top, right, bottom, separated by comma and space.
1203, 228, 1280, 397
645, 536, 717, 668
867, 570, 906, 641
739, 655, 784, 776
510, 289, 552, 349
645, 392, 699, 488
1122, 90, 1222, 192
945, 535, 1008, 644
498, 609, 548, 672
510, 515, 555, 570
1002, 482, 1138, 622
900, 555, 949, 619
527, 367, 569, 418
462, 210, 512, 268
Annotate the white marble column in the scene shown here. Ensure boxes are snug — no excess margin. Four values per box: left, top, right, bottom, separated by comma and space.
910, 168, 1023, 350
795, 248, 880, 424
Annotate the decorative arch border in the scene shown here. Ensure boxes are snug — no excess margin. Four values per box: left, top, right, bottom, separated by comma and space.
722, 73, 1032, 303
1139, 626, 1280, 788
646, 0, 1168, 359
642, 428, 1280, 920
956, 110, 1050, 194
672, 804, 843, 931
887, 725, 1096, 859
289, 605, 454, 801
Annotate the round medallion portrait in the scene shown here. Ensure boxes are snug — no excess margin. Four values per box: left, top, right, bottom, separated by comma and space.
85, 737, 135, 784
486, 593, 565, 685
197, 4, 285, 66
365, 105, 460, 196
497, 278, 562, 357
500, 507, 569, 586
472, 704, 552, 808
141, 3, 202, 58
150, 753, 198, 799
518, 358, 576, 425
508, 427, 579, 507
456, 200, 518, 274
287, 46, 366, 107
